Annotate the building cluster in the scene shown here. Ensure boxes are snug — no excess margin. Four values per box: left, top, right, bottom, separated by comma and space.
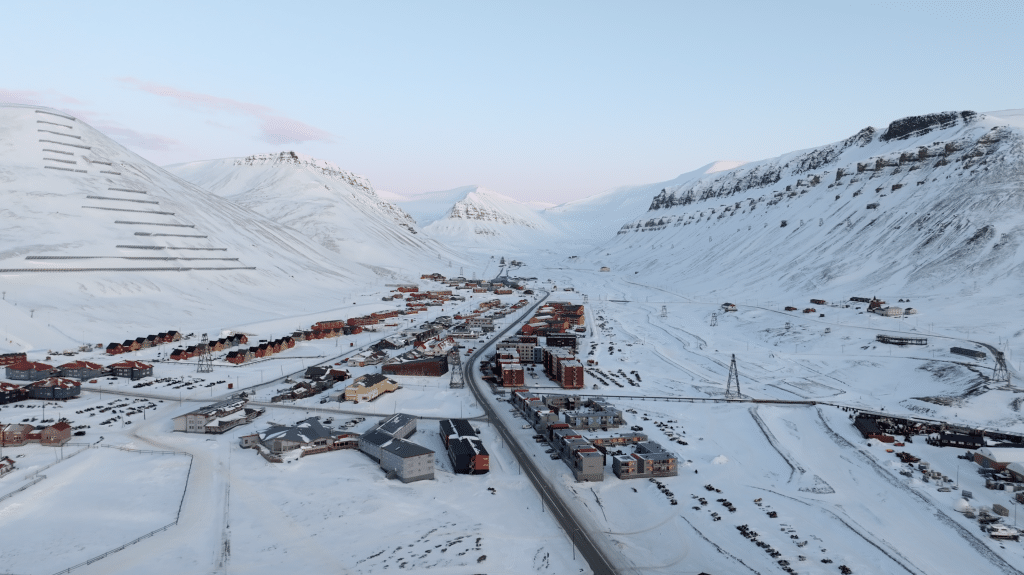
105, 330, 181, 355
358, 413, 435, 483
509, 392, 677, 482
240, 417, 358, 462
1, 358, 156, 404
170, 333, 248, 361
611, 441, 680, 480
0, 353, 28, 367
224, 336, 296, 365
347, 309, 404, 328
439, 418, 489, 474
487, 333, 582, 389
421, 272, 526, 294
173, 398, 265, 434
1, 420, 72, 446
520, 301, 585, 336
861, 298, 916, 316
307, 319, 363, 337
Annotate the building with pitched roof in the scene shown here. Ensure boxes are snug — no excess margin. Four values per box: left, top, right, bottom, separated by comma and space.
58, 360, 105, 381
173, 399, 263, 434
26, 377, 81, 400
5, 361, 54, 381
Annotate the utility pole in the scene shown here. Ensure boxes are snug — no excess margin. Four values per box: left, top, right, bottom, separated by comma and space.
660, 305, 667, 318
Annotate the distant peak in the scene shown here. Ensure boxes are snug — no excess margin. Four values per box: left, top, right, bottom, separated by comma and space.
704, 160, 747, 174
234, 151, 375, 194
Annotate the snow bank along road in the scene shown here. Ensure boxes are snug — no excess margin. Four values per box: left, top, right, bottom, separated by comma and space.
465, 289, 616, 575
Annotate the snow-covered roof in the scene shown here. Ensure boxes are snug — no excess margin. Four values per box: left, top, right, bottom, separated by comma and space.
973, 447, 1024, 464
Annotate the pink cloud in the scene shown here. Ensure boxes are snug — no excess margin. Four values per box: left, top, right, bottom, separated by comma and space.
94, 124, 180, 151
119, 77, 333, 144
0, 89, 43, 105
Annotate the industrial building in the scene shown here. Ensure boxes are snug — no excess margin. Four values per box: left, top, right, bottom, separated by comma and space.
358, 413, 434, 482
439, 419, 489, 474
382, 354, 449, 377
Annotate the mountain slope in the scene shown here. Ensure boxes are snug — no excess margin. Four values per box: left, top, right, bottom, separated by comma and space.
0, 104, 376, 345
166, 152, 460, 270
598, 109, 1024, 298
545, 161, 746, 247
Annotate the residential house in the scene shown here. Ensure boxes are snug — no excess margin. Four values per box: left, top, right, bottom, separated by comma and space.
26, 377, 82, 400
5, 361, 54, 381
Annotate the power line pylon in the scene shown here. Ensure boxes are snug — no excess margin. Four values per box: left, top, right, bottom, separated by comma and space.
726, 354, 741, 397
197, 334, 213, 373
660, 305, 667, 318
710, 312, 718, 327
449, 350, 465, 389
993, 350, 1011, 385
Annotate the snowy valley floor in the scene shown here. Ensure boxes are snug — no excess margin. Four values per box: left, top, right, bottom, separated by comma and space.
3, 263, 1024, 574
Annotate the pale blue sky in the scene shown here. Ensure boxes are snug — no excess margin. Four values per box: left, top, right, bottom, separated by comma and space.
2, 1, 1022, 203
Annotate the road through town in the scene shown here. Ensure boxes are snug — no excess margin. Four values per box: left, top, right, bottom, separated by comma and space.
464, 289, 619, 575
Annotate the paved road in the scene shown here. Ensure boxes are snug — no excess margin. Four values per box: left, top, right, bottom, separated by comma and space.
464, 290, 618, 575
247, 400, 487, 422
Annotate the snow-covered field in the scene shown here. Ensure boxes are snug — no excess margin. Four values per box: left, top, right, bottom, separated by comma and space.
0, 446, 191, 574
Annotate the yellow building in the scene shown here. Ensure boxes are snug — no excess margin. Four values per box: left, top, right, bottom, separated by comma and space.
344, 374, 400, 403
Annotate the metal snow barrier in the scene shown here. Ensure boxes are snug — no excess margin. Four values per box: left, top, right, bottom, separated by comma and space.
86, 196, 159, 204
0, 266, 254, 273
42, 148, 74, 155
83, 206, 175, 215
135, 232, 207, 238
44, 157, 77, 164
35, 109, 76, 121
36, 120, 73, 129
37, 129, 82, 139
44, 165, 86, 173
39, 139, 90, 149
107, 187, 148, 194
113, 221, 196, 227
99, 170, 122, 175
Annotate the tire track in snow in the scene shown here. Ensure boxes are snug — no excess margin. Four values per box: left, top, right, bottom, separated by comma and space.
815, 408, 1024, 575
748, 406, 803, 482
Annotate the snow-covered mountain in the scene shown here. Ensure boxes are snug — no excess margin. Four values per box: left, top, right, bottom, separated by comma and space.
166, 152, 460, 270
397, 186, 557, 251
545, 161, 746, 247
0, 104, 379, 346
598, 109, 1024, 298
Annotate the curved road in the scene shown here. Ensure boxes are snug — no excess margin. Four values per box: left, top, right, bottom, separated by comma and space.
464, 290, 618, 575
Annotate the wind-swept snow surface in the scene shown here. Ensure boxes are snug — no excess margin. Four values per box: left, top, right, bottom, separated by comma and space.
167, 152, 461, 270
0, 104, 380, 347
